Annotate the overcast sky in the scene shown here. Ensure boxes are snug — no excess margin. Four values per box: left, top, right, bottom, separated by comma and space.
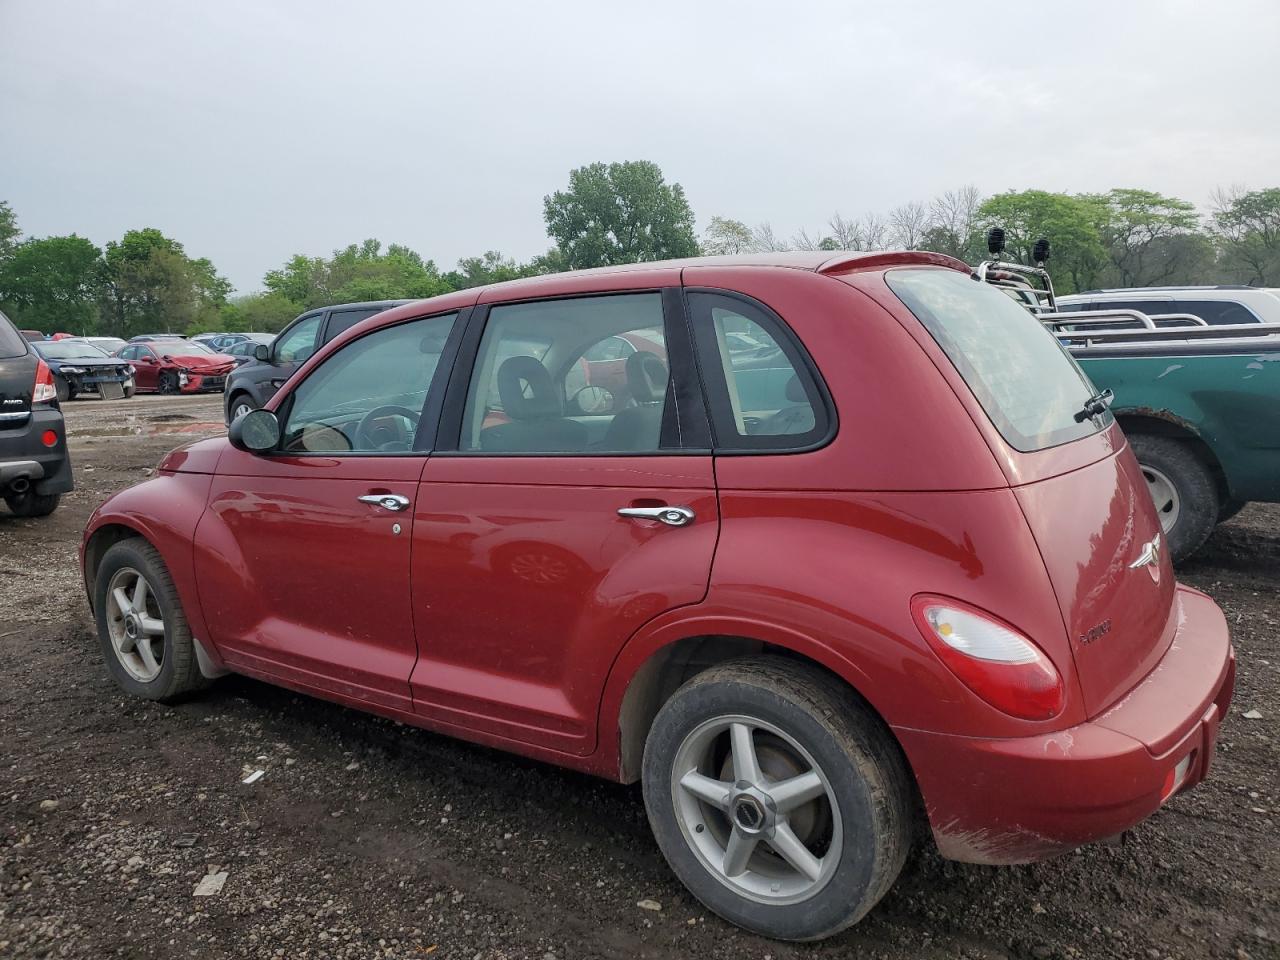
3, 0, 1279, 294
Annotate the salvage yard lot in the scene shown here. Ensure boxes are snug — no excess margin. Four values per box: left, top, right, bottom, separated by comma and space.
1, 395, 1276, 960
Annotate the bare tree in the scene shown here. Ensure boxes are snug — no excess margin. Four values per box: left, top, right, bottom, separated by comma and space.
926, 186, 982, 258
826, 213, 864, 250
889, 201, 930, 250
702, 216, 755, 255
750, 222, 790, 252
859, 213, 890, 250
790, 227, 828, 251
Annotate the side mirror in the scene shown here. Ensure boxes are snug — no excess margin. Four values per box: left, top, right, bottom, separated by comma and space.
228, 408, 281, 453
254, 343, 271, 362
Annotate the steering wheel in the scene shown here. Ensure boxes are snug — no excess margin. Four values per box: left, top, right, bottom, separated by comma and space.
354, 405, 421, 451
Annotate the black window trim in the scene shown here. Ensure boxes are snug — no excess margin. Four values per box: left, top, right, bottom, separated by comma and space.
266, 306, 470, 459
432, 286, 712, 457
683, 286, 837, 455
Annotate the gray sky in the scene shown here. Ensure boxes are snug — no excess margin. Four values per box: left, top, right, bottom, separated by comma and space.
3, 0, 1279, 294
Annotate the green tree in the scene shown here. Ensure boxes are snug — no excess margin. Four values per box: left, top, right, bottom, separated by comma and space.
100, 228, 230, 336
0, 235, 103, 332
0, 201, 20, 261
1213, 187, 1280, 285
212, 291, 302, 334
264, 240, 450, 309
1101, 189, 1203, 287
543, 161, 699, 269
702, 216, 755, 255
443, 250, 541, 289
977, 190, 1110, 293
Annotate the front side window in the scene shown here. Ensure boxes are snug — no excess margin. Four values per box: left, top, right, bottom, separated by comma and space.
688, 292, 827, 450
461, 293, 672, 454
274, 313, 324, 364
281, 314, 456, 454
887, 268, 1110, 452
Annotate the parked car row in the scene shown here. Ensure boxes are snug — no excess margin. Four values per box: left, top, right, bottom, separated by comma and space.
80, 251, 1235, 942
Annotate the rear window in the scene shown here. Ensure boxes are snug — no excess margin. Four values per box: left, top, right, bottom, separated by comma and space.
887, 268, 1110, 452
0, 310, 29, 359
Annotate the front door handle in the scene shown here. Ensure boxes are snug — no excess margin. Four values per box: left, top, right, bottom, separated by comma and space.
617, 505, 695, 527
358, 493, 411, 512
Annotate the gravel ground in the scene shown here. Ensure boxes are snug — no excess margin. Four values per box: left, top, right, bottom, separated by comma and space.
0, 394, 1276, 960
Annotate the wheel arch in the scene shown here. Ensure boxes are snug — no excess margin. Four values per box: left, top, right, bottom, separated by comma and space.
83, 521, 152, 613
605, 619, 914, 800
1114, 411, 1230, 501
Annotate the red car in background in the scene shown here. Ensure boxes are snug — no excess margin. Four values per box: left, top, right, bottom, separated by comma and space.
81, 252, 1234, 941
117, 339, 236, 394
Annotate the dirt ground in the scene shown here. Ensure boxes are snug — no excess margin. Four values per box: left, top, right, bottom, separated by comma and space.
0, 394, 1276, 960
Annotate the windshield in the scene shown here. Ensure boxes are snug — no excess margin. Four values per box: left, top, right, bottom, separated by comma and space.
35, 340, 112, 360
886, 268, 1110, 452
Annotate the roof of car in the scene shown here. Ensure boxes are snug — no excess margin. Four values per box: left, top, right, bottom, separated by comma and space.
1062, 286, 1280, 299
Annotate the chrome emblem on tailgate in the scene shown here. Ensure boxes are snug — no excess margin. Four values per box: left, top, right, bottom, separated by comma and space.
1128, 533, 1163, 581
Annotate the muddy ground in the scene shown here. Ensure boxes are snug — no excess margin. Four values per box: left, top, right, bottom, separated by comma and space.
0, 394, 1276, 960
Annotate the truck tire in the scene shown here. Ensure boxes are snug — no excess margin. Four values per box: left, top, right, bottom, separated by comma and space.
1128, 433, 1218, 563
642, 657, 912, 941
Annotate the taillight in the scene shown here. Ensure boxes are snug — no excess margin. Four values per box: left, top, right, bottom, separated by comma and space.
912, 596, 1065, 721
32, 359, 57, 403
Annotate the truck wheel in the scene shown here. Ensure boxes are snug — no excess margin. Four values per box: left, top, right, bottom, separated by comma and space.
1128, 434, 1218, 563
642, 657, 912, 941
93, 538, 210, 702
4, 491, 61, 517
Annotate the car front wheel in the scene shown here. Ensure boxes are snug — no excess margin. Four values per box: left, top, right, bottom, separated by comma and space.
94, 538, 210, 701
158, 371, 180, 395
229, 394, 257, 421
642, 657, 912, 941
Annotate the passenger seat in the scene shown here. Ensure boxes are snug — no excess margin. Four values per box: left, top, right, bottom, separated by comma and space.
479, 356, 589, 452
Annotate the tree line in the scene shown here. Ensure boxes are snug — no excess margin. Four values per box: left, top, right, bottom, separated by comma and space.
2, 162, 1277, 338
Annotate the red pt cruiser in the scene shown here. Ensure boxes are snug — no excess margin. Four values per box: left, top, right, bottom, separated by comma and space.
81, 252, 1234, 941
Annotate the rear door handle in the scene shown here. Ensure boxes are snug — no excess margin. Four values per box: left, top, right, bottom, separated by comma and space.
358, 493, 410, 512
617, 505, 695, 527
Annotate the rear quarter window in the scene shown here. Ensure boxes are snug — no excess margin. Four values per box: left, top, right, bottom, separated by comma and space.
0, 310, 29, 359
887, 268, 1110, 452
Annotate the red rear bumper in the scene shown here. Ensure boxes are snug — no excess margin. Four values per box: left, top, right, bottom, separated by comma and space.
895, 585, 1234, 864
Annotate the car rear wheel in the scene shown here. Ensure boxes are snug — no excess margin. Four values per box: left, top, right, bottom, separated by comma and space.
642, 657, 912, 941
4, 490, 60, 517
94, 538, 210, 702
1128, 433, 1218, 563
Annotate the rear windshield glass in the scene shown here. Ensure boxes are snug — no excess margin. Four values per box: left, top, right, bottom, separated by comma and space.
886, 268, 1110, 452
0, 311, 29, 359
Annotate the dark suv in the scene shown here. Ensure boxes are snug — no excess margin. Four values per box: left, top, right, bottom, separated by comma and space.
0, 309, 73, 516
223, 301, 408, 423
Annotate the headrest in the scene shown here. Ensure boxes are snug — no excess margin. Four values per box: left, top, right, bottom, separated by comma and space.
625, 350, 668, 404
784, 374, 807, 404
497, 356, 561, 420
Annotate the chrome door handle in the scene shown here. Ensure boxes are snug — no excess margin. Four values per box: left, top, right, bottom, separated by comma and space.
357, 493, 410, 512
617, 505, 695, 527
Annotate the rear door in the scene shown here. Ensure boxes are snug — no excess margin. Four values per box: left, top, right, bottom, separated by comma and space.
409, 280, 718, 755
0, 312, 36, 431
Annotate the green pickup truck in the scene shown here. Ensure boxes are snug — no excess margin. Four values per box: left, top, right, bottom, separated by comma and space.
977, 247, 1280, 562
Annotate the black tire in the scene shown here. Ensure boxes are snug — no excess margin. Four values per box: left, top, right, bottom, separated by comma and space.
1218, 499, 1247, 523
93, 537, 210, 702
4, 491, 60, 517
1128, 434, 1219, 564
642, 657, 913, 942
227, 392, 257, 423
158, 371, 179, 395
54, 376, 70, 403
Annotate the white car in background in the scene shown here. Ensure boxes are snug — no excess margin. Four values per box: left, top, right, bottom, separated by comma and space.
1056, 285, 1280, 325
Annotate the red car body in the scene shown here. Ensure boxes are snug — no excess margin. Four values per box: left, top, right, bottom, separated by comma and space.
82, 252, 1233, 867
121, 340, 237, 394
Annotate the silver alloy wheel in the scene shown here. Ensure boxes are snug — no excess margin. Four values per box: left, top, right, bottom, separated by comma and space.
105, 566, 165, 682
670, 714, 843, 905
1142, 464, 1181, 534
232, 401, 255, 420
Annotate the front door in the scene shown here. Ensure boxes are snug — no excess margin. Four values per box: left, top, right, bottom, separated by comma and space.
410, 284, 719, 755
194, 310, 461, 711
126, 344, 160, 391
